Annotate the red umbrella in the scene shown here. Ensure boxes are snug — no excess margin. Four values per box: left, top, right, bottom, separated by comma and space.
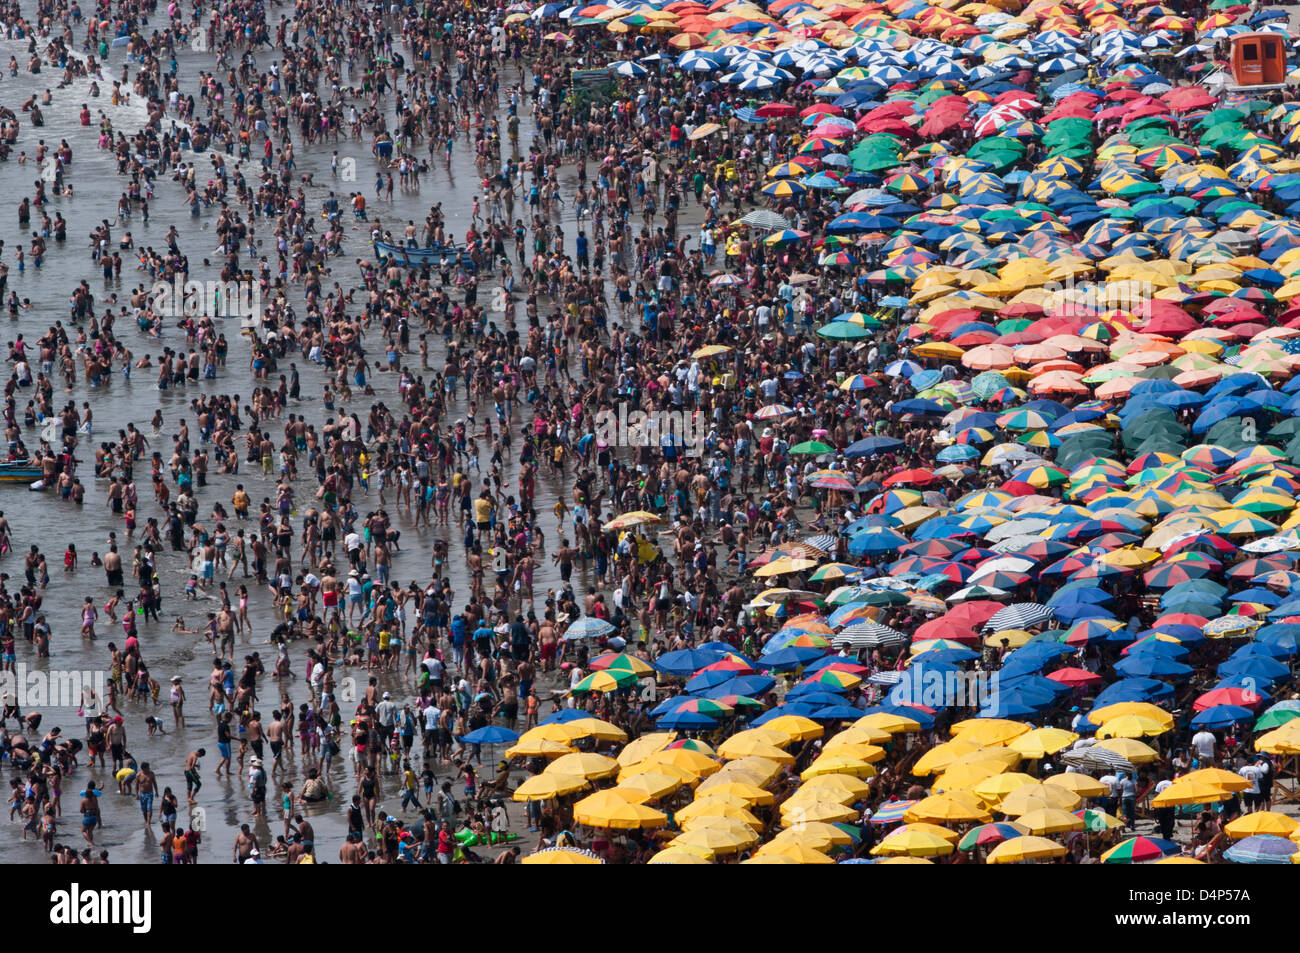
944, 600, 1004, 627
1046, 667, 1103, 687
1142, 311, 1198, 335
756, 102, 798, 118
999, 480, 1037, 496
1152, 612, 1209, 628
1163, 87, 1216, 110
899, 538, 966, 557
797, 103, 840, 118
1227, 556, 1296, 578
883, 468, 938, 487
860, 100, 914, 121
953, 331, 997, 346
999, 301, 1046, 317
914, 619, 978, 642
1193, 687, 1265, 711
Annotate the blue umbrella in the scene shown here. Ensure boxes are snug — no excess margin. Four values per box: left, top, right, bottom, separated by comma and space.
1114, 654, 1193, 678
1189, 705, 1254, 729
806, 704, 866, 721
844, 435, 906, 457
564, 617, 615, 640
657, 709, 722, 730
1217, 656, 1289, 681
697, 674, 776, 698
458, 726, 520, 745
1092, 677, 1174, 707
540, 709, 589, 725
757, 646, 827, 671
655, 646, 729, 676
1224, 835, 1297, 864
684, 669, 745, 693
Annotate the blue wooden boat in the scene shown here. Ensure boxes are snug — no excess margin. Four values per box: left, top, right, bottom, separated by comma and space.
0, 467, 42, 484
372, 241, 491, 273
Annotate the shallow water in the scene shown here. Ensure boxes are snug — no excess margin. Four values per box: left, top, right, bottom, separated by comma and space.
0, 17, 605, 862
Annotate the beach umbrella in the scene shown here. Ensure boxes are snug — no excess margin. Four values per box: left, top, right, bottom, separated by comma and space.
1100, 836, 1180, 863
986, 836, 1068, 863
1224, 835, 1297, 864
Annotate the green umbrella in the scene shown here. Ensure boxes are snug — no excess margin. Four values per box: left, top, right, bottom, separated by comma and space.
817, 323, 870, 340
791, 441, 835, 455
1255, 708, 1300, 731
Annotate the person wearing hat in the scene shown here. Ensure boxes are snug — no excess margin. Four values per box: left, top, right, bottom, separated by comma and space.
249, 757, 267, 819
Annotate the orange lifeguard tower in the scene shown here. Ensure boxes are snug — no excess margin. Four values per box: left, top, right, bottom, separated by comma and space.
1227, 32, 1289, 90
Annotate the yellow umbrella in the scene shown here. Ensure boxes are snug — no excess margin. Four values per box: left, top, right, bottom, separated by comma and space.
1009, 727, 1079, 758
998, 783, 1082, 815
769, 821, 854, 848
1256, 721, 1300, 754
566, 717, 629, 744
1096, 715, 1171, 739
1090, 703, 1174, 729
1225, 811, 1299, 840
933, 760, 1013, 792
784, 786, 857, 811
612, 772, 683, 803
986, 835, 1068, 863
691, 344, 732, 359
680, 815, 762, 843
800, 773, 872, 801
573, 790, 668, 829
1094, 737, 1161, 763
617, 732, 677, 767
720, 757, 784, 787
827, 724, 891, 746
546, 752, 620, 780
779, 799, 859, 825
511, 773, 589, 802
913, 739, 985, 775
669, 824, 758, 855
871, 827, 956, 857
505, 738, 576, 759
677, 799, 764, 830
693, 780, 774, 805
761, 715, 824, 740
720, 728, 791, 751
855, 712, 921, 734
800, 754, 878, 781
877, 856, 934, 865
951, 718, 1032, 745
1151, 777, 1236, 808
1179, 767, 1252, 792
632, 748, 720, 781
747, 842, 834, 864
821, 740, 886, 762
688, 122, 722, 140
601, 510, 664, 531
905, 791, 992, 824
518, 723, 583, 745
1015, 807, 1086, 835
521, 847, 604, 865
716, 736, 795, 763
1043, 773, 1109, 798
971, 772, 1040, 805
647, 848, 712, 865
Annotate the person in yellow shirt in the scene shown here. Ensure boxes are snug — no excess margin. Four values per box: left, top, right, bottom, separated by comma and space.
473, 493, 494, 540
